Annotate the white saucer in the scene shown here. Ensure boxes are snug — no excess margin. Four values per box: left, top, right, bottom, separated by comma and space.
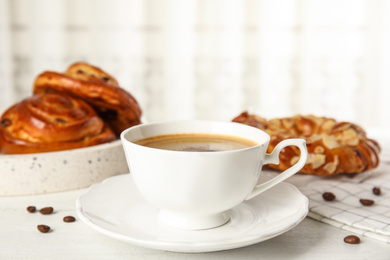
76, 174, 308, 253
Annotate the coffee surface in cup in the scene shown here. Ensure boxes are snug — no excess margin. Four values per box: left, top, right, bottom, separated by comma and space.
134, 133, 258, 152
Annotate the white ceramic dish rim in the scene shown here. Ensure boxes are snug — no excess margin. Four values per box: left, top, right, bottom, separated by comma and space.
0, 139, 129, 196
0, 139, 122, 158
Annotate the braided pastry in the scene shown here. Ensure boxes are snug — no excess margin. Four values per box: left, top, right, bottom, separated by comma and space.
33, 62, 142, 136
0, 93, 116, 154
233, 112, 381, 176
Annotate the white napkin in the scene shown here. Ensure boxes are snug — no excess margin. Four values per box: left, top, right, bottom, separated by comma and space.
263, 127, 390, 243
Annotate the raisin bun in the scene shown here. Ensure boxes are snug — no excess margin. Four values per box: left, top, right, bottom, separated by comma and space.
0, 93, 116, 154
33, 62, 142, 136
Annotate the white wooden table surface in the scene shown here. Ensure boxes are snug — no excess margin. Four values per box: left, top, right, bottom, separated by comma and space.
1, 187, 389, 260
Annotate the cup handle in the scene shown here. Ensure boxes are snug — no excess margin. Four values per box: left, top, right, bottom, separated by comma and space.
245, 139, 308, 200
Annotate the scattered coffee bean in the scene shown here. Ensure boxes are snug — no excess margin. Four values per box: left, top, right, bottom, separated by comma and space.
344, 235, 360, 244
322, 192, 336, 201
26, 206, 36, 213
63, 216, 76, 223
39, 207, 54, 215
373, 187, 381, 196
37, 224, 51, 233
360, 199, 374, 206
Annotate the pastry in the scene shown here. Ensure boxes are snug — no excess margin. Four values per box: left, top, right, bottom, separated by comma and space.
0, 93, 116, 154
33, 62, 142, 136
232, 112, 381, 176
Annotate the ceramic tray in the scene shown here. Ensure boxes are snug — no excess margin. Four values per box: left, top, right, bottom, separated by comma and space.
0, 140, 129, 196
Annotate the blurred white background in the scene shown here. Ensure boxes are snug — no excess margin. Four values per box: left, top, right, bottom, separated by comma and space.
0, 0, 389, 127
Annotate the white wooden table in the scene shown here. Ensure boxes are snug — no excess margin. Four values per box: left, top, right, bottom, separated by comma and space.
1, 187, 389, 260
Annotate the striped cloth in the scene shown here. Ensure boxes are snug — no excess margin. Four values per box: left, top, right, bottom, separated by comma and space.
263, 128, 390, 243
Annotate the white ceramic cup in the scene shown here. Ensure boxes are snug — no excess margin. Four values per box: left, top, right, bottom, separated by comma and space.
121, 120, 307, 230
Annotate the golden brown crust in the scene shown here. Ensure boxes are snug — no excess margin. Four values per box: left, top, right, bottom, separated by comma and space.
65, 62, 119, 86
0, 93, 116, 154
33, 62, 142, 136
232, 111, 381, 176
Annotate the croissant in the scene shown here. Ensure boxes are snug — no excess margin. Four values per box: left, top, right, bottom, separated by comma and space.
33, 62, 142, 136
233, 112, 381, 176
0, 93, 116, 154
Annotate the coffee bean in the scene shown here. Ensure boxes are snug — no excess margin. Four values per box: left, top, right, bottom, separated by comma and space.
322, 192, 336, 201
360, 199, 374, 206
63, 216, 76, 223
39, 207, 54, 215
373, 187, 381, 196
344, 235, 360, 244
26, 206, 36, 213
37, 225, 51, 233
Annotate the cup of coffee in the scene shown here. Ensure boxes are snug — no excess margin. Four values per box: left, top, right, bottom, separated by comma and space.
121, 120, 307, 230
